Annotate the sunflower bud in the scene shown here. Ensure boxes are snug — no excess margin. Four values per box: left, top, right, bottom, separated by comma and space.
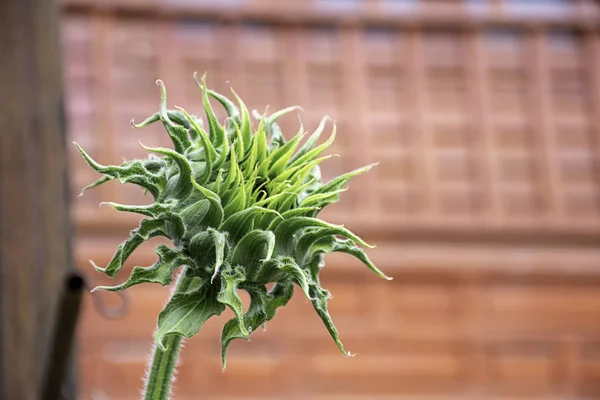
75, 74, 391, 370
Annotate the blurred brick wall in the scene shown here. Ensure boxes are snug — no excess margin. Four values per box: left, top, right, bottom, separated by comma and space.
62, 0, 600, 398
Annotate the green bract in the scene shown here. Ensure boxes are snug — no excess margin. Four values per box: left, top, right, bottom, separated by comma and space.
75, 75, 391, 369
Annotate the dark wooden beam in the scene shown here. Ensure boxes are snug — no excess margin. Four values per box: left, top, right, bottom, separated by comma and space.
0, 0, 73, 398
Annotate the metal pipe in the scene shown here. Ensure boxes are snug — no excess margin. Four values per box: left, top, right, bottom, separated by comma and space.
41, 272, 85, 400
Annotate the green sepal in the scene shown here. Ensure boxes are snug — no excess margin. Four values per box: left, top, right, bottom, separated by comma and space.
309, 283, 353, 357
191, 176, 224, 229
290, 115, 332, 164
230, 88, 252, 151
220, 206, 280, 244
263, 105, 302, 134
220, 282, 293, 370
152, 80, 192, 153
253, 256, 311, 300
79, 174, 114, 196
231, 230, 275, 280
312, 163, 376, 196
100, 201, 185, 240
189, 228, 227, 282
197, 74, 228, 169
299, 189, 346, 209
207, 86, 240, 126
274, 216, 374, 256
176, 106, 217, 184
141, 144, 193, 200
179, 198, 211, 240
155, 279, 225, 350
288, 123, 336, 170
91, 245, 189, 292
307, 236, 392, 281
74, 143, 164, 198
267, 130, 305, 178
220, 286, 267, 370
91, 218, 168, 278
217, 265, 249, 336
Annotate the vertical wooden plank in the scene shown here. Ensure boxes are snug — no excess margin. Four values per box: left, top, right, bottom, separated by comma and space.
91, 14, 121, 202
221, 21, 247, 103
0, 0, 72, 398
280, 28, 302, 108
342, 24, 378, 212
527, 28, 564, 223
406, 29, 436, 219
283, 26, 311, 132
156, 19, 184, 108
219, 21, 241, 91
467, 29, 501, 223
561, 337, 581, 395
585, 32, 600, 207
462, 276, 487, 394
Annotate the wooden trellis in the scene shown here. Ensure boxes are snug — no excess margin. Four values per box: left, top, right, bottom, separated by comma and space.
62, 1, 600, 399
64, 0, 600, 241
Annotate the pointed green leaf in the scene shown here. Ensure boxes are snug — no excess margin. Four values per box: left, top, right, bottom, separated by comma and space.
141, 144, 193, 200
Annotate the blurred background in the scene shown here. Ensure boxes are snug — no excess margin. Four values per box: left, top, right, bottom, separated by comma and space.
59, 0, 600, 399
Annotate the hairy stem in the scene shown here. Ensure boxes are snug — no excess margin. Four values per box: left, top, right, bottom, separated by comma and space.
143, 267, 194, 400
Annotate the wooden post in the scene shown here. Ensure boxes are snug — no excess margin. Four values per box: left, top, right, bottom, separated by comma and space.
0, 0, 73, 399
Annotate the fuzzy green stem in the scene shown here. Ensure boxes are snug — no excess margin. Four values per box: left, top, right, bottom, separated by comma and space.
143, 267, 194, 400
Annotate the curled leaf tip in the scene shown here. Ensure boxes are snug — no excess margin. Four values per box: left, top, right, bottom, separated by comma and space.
89, 260, 106, 273
138, 141, 150, 151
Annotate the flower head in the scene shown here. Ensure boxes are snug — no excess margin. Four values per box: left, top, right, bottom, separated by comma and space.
75, 74, 391, 369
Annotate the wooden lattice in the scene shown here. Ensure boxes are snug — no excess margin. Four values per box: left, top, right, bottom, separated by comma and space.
64, 0, 600, 240
62, 1, 600, 399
